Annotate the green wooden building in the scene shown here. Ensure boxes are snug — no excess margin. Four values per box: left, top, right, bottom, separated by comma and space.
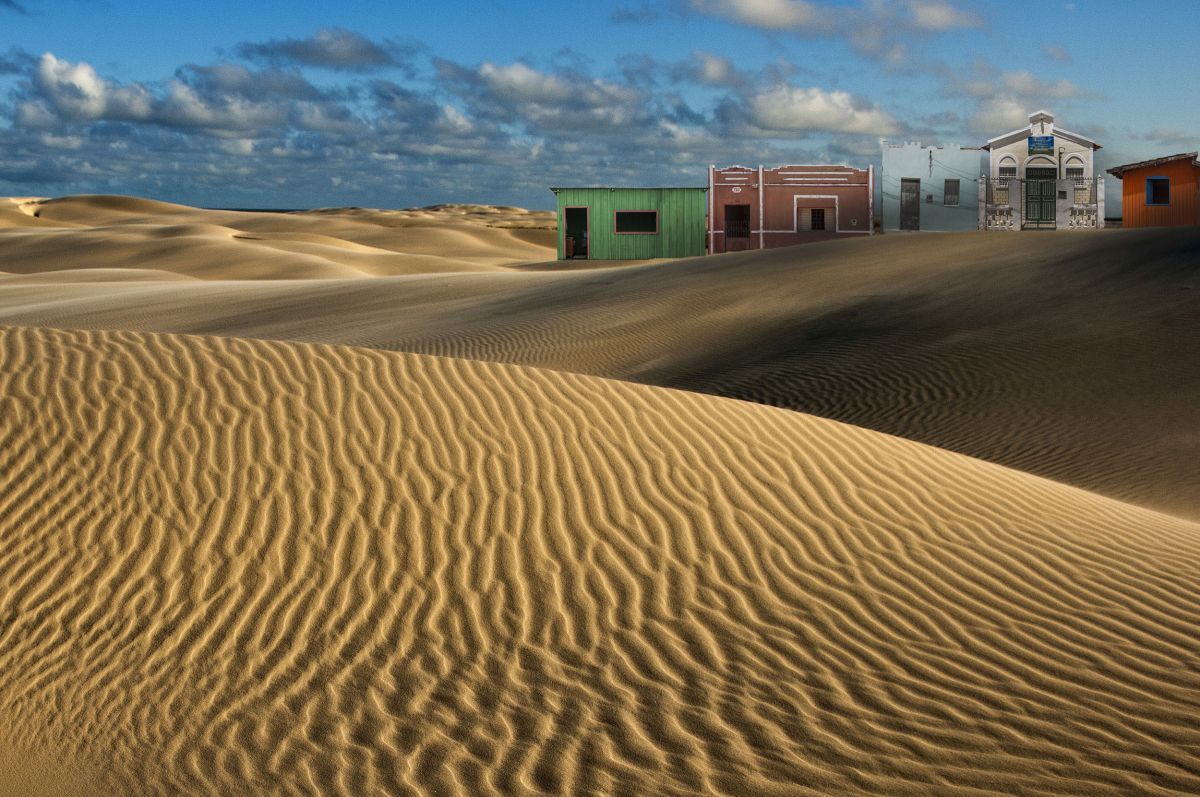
550, 187, 708, 260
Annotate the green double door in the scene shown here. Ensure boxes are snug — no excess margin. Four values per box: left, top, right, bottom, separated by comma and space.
1024, 167, 1057, 228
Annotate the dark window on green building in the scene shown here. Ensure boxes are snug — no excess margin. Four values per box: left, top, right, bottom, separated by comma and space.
614, 210, 658, 233
1146, 177, 1170, 206
944, 179, 960, 206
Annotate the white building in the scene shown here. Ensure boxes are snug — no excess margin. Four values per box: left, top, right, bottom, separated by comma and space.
984, 110, 1100, 180
980, 110, 1104, 230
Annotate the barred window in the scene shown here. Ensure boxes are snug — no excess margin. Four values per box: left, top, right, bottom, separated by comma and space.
1066, 166, 1085, 178
999, 166, 1017, 178
944, 179, 960, 206
811, 208, 825, 230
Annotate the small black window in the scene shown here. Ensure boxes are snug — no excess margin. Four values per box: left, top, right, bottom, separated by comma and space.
999, 165, 1017, 178
811, 208, 825, 230
614, 210, 657, 233
1066, 166, 1084, 178
944, 179, 960, 206
1147, 177, 1170, 206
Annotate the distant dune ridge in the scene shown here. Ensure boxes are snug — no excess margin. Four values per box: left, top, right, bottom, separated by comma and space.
2, 325, 1199, 796
1, 197, 1200, 796
0, 195, 556, 279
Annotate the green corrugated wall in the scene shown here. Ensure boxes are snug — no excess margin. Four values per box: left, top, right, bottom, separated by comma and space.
553, 188, 708, 260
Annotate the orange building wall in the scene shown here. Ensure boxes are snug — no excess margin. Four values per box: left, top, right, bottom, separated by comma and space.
1119, 160, 1200, 228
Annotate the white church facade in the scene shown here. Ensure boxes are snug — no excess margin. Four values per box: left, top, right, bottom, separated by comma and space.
980, 110, 1104, 230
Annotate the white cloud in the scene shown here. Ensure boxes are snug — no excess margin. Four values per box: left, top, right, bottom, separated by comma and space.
235, 27, 413, 73
966, 97, 1027, 135
157, 80, 283, 131
477, 62, 574, 104
1000, 71, 1081, 99
18, 53, 359, 136
744, 86, 898, 135
690, 0, 831, 31
1042, 44, 1071, 63
438, 105, 474, 134
31, 53, 152, 121
467, 61, 643, 131
38, 133, 83, 149
217, 138, 255, 155
695, 52, 737, 85
1143, 128, 1196, 148
907, 0, 980, 30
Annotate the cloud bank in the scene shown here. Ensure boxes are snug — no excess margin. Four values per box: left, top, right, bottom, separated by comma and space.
0, 9, 1108, 210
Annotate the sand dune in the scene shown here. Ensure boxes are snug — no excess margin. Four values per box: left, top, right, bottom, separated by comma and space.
0, 197, 80, 229
1, 325, 1198, 796
0, 195, 556, 279
1, 199, 1197, 516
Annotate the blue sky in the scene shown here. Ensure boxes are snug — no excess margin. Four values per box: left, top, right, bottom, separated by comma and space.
1, 0, 1196, 210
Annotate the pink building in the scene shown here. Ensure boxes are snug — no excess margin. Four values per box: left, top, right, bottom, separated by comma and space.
708, 164, 874, 253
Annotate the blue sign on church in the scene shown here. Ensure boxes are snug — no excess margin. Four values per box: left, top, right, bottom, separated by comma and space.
1028, 135, 1055, 155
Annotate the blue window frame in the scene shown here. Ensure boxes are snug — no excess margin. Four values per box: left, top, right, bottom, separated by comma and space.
1146, 176, 1170, 206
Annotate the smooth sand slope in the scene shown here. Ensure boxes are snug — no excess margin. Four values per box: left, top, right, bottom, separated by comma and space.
1, 197, 1198, 516
0, 195, 555, 279
2, 325, 1199, 797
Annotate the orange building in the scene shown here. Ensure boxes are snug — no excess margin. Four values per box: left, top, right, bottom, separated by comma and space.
1107, 152, 1199, 228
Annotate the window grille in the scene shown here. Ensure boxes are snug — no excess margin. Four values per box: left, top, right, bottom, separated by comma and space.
999, 165, 1017, 178
811, 208, 825, 230
1073, 178, 1091, 205
944, 179, 960, 206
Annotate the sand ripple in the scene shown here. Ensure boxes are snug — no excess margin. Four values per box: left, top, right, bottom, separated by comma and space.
1, 325, 1198, 795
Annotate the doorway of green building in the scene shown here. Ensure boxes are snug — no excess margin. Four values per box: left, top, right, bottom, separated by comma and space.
564, 206, 589, 259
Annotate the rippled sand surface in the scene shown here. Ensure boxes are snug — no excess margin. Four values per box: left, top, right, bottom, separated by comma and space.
2, 326, 1199, 796
1, 197, 1199, 796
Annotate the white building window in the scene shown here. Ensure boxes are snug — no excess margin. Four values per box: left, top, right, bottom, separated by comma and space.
1065, 158, 1088, 202
998, 156, 1017, 178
